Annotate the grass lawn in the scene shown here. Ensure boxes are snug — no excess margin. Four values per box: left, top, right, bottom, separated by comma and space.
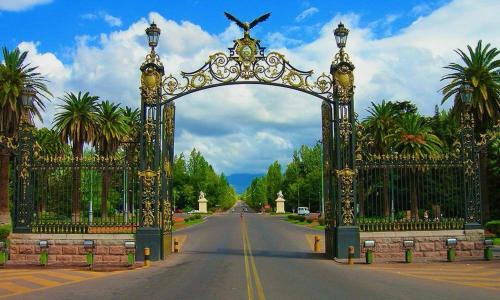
283, 217, 324, 231
173, 218, 205, 231
494, 238, 500, 246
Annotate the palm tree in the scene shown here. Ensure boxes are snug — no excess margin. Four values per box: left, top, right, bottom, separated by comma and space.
388, 114, 443, 219
34, 128, 68, 157
0, 47, 51, 225
95, 101, 128, 218
53, 92, 99, 221
440, 40, 500, 220
121, 106, 140, 215
363, 100, 398, 217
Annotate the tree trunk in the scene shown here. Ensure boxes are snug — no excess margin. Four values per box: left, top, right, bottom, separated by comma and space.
480, 150, 489, 222
410, 170, 419, 220
383, 169, 390, 218
72, 143, 82, 222
101, 169, 110, 218
0, 149, 11, 225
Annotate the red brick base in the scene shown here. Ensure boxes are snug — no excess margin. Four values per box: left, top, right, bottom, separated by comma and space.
359, 229, 484, 259
8, 233, 134, 265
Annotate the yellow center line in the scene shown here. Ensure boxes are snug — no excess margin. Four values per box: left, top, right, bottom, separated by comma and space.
241, 217, 266, 300
241, 219, 254, 300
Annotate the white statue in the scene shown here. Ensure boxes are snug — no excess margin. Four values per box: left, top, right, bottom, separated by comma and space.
198, 191, 208, 213
275, 190, 286, 214
199, 191, 205, 200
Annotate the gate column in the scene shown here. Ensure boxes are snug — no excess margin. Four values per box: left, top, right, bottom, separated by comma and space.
137, 22, 164, 261
331, 23, 360, 259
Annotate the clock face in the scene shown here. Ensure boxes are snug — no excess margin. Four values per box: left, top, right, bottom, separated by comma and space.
240, 45, 252, 59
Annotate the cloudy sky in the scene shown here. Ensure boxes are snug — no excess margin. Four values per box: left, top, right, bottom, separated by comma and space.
1, 0, 499, 175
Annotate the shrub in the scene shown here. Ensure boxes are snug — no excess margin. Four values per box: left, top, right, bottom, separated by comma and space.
194, 214, 202, 220
287, 215, 295, 220
318, 218, 325, 226
0, 225, 11, 242
485, 220, 500, 236
306, 219, 313, 224
184, 217, 191, 222
298, 216, 306, 222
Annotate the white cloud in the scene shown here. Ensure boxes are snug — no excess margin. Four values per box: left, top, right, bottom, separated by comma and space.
103, 14, 122, 27
0, 0, 51, 11
17, 1, 500, 174
81, 11, 122, 27
296, 7, 319, 22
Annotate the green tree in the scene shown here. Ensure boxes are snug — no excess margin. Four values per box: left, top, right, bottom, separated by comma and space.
265, 161, 282, 208
440, 40, 500, 220
121, 106, 140, 213
388, 113, 443, 218
95, 101, 128, 217
34, 127, 68, 157
363, 100, 413, 217
53, 91, 99, 220
0, 47, 51, 225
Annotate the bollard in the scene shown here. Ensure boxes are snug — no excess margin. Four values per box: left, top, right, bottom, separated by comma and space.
174, 239, 179, 253
83, 240, 95, 270
124, 241, 136, 267
314, 236, 320, 252
144, 247, 151, 267
403, 240, 415, 263
365, 250, 373, 264
0, 241, 7, 266
405, 249, 413, 263
484, 240, 493, 261
38, 240, 49, 267
446, 238, 457, 262
347, 246, 355, 265
447, 248, 456, 262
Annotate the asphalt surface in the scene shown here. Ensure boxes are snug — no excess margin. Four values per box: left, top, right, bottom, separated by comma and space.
9, 201, 499, 300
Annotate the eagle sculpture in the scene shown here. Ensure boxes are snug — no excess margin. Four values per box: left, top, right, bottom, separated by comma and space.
224, 12, 271, 35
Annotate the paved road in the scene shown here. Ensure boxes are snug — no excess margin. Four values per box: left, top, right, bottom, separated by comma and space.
8, 202, 499, 300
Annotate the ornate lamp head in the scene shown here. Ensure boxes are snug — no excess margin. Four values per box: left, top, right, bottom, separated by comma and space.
146, 22, 161, 50
20, 84, 35, 109
334, 22, 349, 49
460, 82, 473, 104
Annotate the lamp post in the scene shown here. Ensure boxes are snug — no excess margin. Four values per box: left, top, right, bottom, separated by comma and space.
460, 82, 481, 229
330, 22, 359, 259
137, 22, 165, 261
14, 84, 36, 232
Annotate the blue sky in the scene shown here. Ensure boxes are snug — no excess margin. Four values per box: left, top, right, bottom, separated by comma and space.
1, 0, 449, 61
1, 0, 499, 175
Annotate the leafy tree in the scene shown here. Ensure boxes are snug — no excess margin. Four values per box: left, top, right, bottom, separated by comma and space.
363, 100, 398, 217
266, 161, 282, 207
53, 91, 99, 220
0, 47, 51, 225
94, 101, 128, 217
440, 40, 500, 220
388, 113, 443, 218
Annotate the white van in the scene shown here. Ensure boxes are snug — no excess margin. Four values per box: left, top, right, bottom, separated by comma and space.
297, 207, 310, 216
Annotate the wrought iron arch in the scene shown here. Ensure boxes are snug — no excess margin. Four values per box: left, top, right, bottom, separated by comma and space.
146, 35, 335, 105
137, 21, 358, 261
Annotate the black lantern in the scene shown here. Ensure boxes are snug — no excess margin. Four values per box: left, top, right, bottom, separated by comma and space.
146, 22, 161, 49
21, 84, 35, 109
334, 22, 349, 49
460, 82, 473, 104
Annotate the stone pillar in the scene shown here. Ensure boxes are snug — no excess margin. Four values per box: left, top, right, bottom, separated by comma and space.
275, 191, 286, 214
198, 191, 208, 213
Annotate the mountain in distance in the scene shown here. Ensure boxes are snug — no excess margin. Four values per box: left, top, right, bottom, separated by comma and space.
227, 173, 264, 194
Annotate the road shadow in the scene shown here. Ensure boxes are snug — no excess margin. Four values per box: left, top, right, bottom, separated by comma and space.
183, 248, 326, 260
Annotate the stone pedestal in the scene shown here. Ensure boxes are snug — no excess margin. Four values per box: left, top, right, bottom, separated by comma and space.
198, 191, 208, 213
275, 190, 286, 214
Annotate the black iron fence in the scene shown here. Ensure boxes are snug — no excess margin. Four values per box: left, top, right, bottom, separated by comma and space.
357, 154, 465, 231
26, 155, 139, 234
